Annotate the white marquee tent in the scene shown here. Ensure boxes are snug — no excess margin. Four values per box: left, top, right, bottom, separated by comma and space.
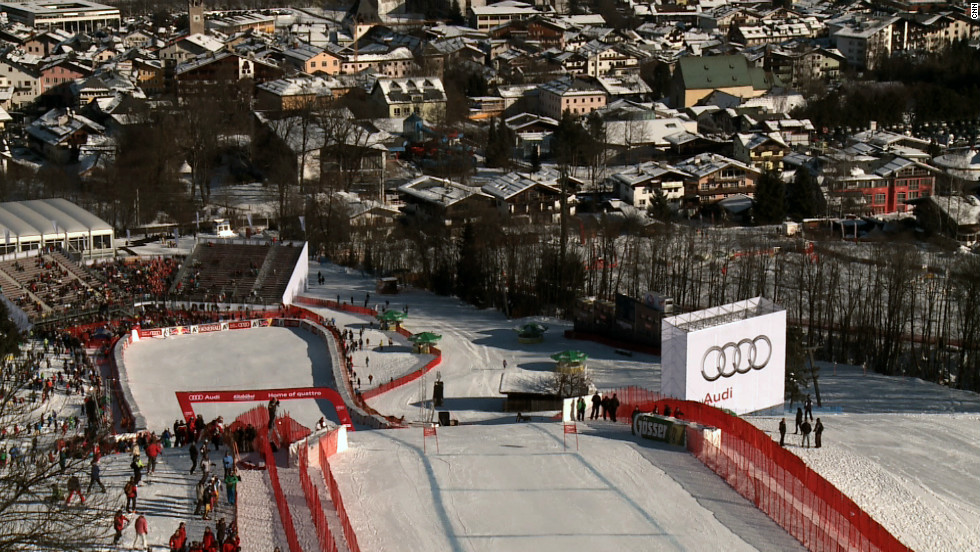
0, 198, 114, 258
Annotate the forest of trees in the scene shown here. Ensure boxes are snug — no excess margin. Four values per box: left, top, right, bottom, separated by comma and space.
330, 214, 980, 393
794, 41, 980, 134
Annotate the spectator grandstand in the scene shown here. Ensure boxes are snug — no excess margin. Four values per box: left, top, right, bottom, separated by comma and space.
169, 241, 307, 306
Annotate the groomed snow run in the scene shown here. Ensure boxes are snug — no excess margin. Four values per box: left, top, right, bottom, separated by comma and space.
330, 422, 799, 552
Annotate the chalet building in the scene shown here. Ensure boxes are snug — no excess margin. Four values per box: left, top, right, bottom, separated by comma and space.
481, 169, 573, 222
765, 43, 843, 89
733, 132, 790, 171
255, 76, 340, 111
175, 52, 283, 94
370, 77, 447, 120
469, 1, 541, 31
674, 153, 761, 203
608, 162, 691, 208
397, 176, 494, 225
829, 157, 936, 215
909, 195, 980, 244
26, 107, 105, 164
282, 43, 341, 75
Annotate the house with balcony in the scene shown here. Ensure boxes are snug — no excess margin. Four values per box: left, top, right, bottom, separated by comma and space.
371, 77, 447, 119
608, 162, 692, 209
674, 153, 761, 204
734, 132, 790, 171
481, 168, 574, 221
397, 176, 494, 224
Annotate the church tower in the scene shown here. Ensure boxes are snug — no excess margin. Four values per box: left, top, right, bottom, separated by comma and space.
188, 0, 205, 35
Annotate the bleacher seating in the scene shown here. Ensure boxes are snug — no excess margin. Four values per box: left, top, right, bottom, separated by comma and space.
170, 242, 303, 305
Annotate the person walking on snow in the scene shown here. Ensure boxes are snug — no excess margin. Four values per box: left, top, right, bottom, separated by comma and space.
225, 470, 241, 505
814, 418, 824, 448
65, 474, 84, 504
87, 459, 106, 493
146, 440, 162, 474
590, 393, 601, 420
576, 397, 586, 421
112, 510, 128, 545
124, 477, 138, 512
804, 394, 813, 422
132, 513, 148, 551
778, 418, 787, 447
189, 441, 199, 474
223, 452, 234, 477
608, 393, 620, 422
800, 420, 812, 448
795, 407, 803, 434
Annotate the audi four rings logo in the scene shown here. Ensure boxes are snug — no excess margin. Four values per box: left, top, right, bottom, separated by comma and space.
701, 335, 772, 381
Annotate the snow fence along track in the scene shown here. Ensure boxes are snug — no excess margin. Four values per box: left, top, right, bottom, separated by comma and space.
238, 468, 288, 552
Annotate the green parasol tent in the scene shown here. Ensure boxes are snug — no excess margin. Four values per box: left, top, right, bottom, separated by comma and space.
551, 350, 589, 364
378, 310, 407, 322
408, 332, 442, 344
551, 350, 589, 373
408, 331, 441, 353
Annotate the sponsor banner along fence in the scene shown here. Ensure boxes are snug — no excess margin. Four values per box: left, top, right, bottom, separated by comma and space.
604, 386, 910, 552
176, 387, 352, 429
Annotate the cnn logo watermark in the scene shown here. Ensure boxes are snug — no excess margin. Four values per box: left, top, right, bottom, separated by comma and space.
973, 3, 979, 20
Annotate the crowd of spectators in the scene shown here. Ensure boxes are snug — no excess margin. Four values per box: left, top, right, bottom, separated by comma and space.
94, 257, 180, 301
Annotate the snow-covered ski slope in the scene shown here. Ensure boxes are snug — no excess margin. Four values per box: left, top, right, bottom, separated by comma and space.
121, 261, 980, 551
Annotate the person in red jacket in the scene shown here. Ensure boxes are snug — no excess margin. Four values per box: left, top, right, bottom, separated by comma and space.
201, 527, 216, 551
112, 509, 128, 545
221, 534, 239, 552
146, 441, 163, 474
133, 513, 148, 550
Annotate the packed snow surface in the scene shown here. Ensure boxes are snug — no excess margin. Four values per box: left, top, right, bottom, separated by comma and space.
122, 326, 338, 429
117, 260, 980, 551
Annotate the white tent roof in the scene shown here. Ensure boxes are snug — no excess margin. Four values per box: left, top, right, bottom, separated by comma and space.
0, 198, 113, 240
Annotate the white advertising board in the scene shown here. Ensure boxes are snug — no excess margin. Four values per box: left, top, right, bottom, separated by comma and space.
661, 297, 786, 415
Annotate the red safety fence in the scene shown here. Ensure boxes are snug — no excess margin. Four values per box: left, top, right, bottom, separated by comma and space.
298, 438, 339, 552
295, 296, 377, 318
231, 407, 311, 451
317, 432, 361, 552
360, 346, 441, 400
261, 431, 304, 552
602, 387, 911, 552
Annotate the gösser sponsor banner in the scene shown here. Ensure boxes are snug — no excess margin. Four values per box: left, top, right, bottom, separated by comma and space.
633, 414, 686, 445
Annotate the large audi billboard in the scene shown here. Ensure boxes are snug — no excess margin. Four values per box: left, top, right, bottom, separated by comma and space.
661, 297, 785, 415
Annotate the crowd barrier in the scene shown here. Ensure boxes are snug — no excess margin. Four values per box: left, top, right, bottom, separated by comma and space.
106, 335, 138, 432
294, 296, 376, 318
298, 437, 339, 552
261, 433, 304, 552
602, 386, 911, 552
360, 346, 442, 401
316, 431, 360, 552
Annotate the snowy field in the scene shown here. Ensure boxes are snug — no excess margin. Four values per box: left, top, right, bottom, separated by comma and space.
121, 326, 338, 431
303, 262, 980, 551
330, 422, 801, 552
114, 259, 980, 551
